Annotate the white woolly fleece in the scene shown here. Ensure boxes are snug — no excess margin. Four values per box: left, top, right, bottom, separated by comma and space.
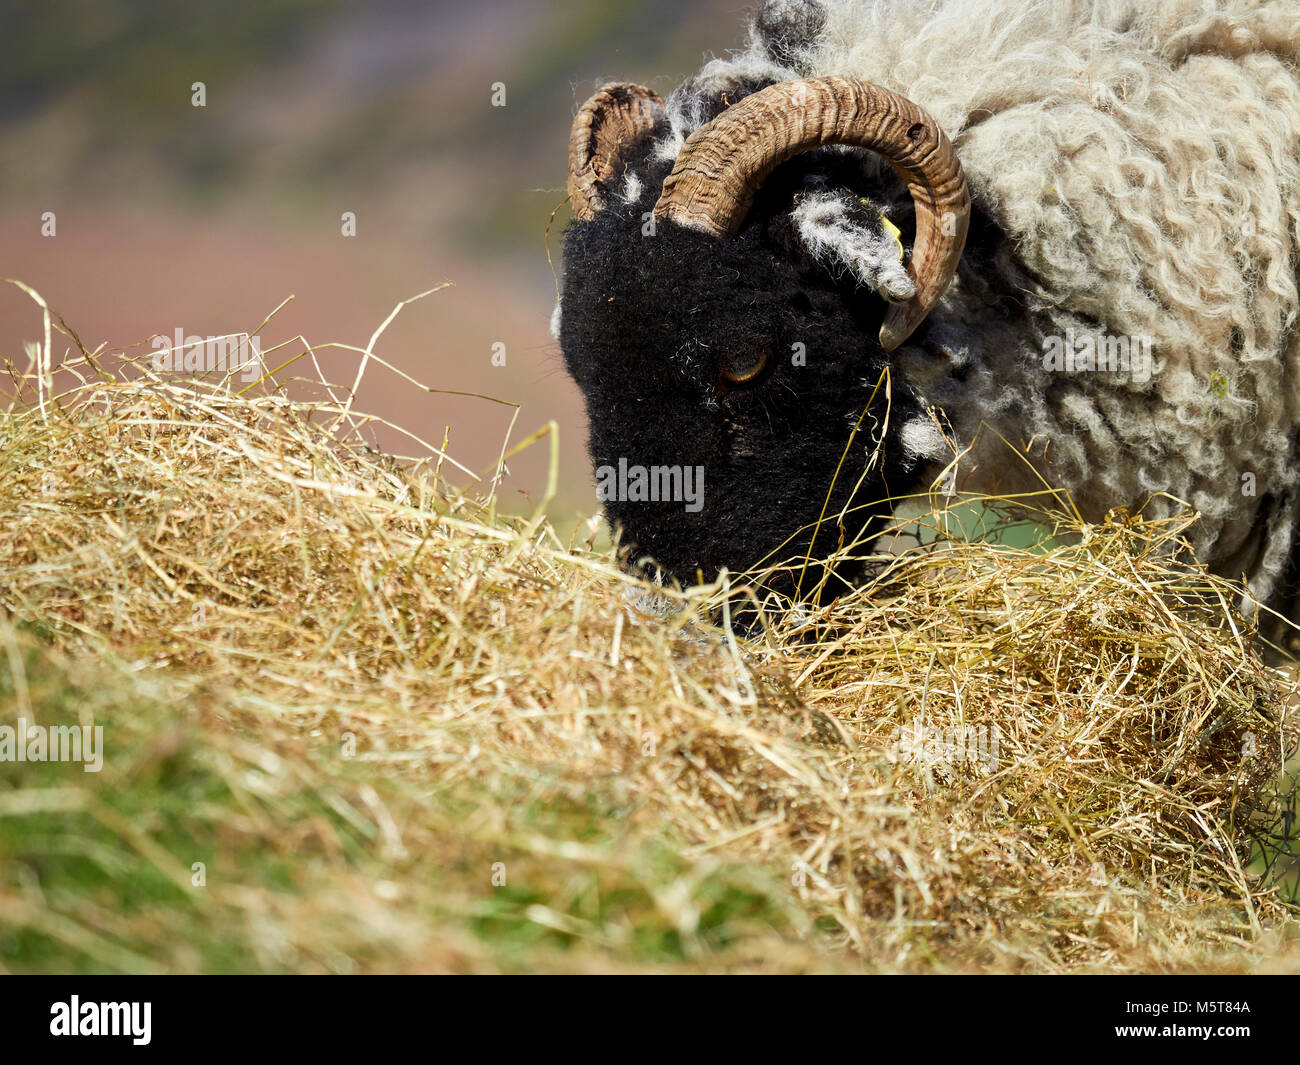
791, 191, 915, 301
653, 0, 1300, 610
899, 416, 950, 463
619, 170, 643, 205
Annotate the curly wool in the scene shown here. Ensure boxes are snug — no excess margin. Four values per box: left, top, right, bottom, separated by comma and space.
656, 0, 1300, 612
791, 190, 916, 301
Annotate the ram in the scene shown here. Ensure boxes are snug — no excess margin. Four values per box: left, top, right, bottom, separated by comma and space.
557, 0, 1300, 620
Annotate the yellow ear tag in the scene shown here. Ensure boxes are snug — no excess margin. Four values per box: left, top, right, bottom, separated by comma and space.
870, 203, 905, 262
857, 196, 909, 261
848, 191, 906, 261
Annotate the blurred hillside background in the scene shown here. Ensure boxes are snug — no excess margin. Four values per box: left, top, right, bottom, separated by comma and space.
0, 0, 745, 520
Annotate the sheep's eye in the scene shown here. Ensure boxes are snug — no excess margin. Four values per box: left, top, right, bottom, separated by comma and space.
721, 346, 771, 386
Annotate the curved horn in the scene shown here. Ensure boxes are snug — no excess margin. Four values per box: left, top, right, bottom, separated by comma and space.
652, 77, 970, 350
568, 83, 663, 221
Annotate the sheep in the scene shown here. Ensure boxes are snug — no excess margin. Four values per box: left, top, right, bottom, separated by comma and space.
557, 0, 1300, 620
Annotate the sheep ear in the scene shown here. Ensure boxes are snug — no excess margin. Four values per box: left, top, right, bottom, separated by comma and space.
568, 84, 663, 220
791, 190, 917, 304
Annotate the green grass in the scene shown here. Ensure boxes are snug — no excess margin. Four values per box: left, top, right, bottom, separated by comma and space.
0, 624, 809, 973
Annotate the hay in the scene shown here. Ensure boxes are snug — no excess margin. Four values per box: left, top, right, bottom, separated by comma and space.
2, 287, 1298, 972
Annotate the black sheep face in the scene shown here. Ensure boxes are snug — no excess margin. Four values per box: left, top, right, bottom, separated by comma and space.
560, 139, 931, 602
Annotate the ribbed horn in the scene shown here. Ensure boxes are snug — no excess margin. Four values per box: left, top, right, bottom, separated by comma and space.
652, 77, 969, 350
568, 83, 663, 221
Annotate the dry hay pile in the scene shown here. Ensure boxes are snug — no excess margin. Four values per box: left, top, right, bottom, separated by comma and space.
2, 298, 1298, 972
